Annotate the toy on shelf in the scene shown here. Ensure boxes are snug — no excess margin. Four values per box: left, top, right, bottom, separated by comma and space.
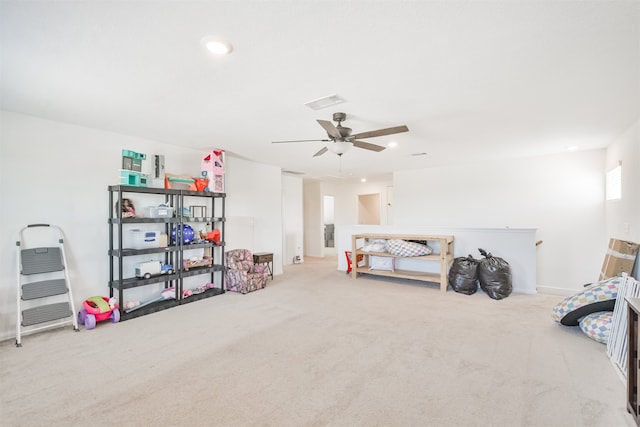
201, 149, 225, 193
199, 226, 221, 244
183, 256, 213, 271
78, 296, 120, 330
183, 282, 215, 298
121, 149, 149, 187
115, 198, 136, 218
124, 288, 176, 313
164, 173, 196, 190
135, 260, 174, 279
124, 300, 141, 310
171, 224, 195, 244
193, 173, 209, 192
208, 228, 221, 244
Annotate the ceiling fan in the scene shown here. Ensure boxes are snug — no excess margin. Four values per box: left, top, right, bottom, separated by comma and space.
272, 112, 409, 157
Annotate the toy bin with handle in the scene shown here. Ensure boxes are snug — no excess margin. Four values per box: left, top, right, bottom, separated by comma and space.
78, 296, 120, 330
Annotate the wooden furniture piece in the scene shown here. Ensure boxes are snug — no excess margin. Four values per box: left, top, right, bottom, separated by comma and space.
351, 233, 454, 292
253, 252, 274, 279
627, 297, 640, 425
108, 185, 226, 321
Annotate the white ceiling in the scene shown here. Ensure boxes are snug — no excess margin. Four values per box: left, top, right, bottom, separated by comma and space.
1, 1, 639, 181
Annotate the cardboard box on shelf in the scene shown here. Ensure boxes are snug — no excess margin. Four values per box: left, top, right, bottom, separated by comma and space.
599, 238, 640, 280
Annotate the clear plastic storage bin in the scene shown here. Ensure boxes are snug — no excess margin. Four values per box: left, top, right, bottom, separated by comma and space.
143, 205, 174, 218
129, 229, 160, 249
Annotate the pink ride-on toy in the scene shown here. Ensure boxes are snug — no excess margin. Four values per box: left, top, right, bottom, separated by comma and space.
78, 296, 120, 330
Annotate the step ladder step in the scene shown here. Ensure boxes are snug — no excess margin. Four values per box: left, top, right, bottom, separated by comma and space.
21, 247, 64, 275
21, 279, 68, 300
22, 302, 72, 327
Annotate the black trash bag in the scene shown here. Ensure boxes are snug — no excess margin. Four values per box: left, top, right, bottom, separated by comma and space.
477, 248, 513, 300
448, 255, 479, 295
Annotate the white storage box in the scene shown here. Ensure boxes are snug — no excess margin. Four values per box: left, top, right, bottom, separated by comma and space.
129, 229, 160, 249
143, 205, 174, 218
370, 256, 394, 271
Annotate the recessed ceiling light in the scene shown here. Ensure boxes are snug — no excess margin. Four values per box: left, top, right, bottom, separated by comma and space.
387, 142, 398, 148
567, 145, 578, 151
201, 36, 233, 55
360, 178, 367, 183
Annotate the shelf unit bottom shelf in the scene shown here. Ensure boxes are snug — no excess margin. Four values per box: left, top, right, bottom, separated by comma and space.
355, 269, 442, 285
119, 287, 225, 321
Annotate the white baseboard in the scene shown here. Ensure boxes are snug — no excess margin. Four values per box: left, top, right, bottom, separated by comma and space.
536, 286, 576, 296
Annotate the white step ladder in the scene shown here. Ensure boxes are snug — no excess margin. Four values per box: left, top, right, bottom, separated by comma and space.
16, 224, 78, 347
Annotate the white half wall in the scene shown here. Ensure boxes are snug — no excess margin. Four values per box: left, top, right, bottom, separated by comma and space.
338, 225, 537, 294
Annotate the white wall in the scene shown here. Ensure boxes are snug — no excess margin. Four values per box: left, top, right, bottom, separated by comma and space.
303, 180, 323, 257
323, 178, 392, 237
393, 150, 606, 292
0, 111, 284, 340
302, 178, 392, 259
605, 119, 640, 252
282, 174, 303, 265
323, 195, 334, 224
223, 157, 283, 272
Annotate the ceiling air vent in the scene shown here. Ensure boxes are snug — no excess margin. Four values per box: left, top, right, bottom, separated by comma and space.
282, 170, 305, 176
304, 94, 346, 110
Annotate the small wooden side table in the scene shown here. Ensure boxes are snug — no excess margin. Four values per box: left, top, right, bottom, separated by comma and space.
253, 252, 273, 280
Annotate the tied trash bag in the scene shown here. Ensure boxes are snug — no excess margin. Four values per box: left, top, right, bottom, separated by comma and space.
448, 255, 479, 295
478, 248, 512, 300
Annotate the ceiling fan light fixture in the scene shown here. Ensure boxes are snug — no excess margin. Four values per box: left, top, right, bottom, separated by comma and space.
328, 140, 352, 155
201, 36, 233, 55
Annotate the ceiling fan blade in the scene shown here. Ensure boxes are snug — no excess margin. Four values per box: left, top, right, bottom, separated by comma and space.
351, 125, 409, 139
352, 140, 386, 152
317, 120, 342, 140
313, 147, 328, 157
272, 139, 331, 143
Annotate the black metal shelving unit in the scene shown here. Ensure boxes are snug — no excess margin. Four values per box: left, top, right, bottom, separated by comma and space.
108, 185, 226, 321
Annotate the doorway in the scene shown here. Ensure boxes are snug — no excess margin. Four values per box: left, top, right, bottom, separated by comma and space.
358, 193, 381, 225
323, 195, 335, 255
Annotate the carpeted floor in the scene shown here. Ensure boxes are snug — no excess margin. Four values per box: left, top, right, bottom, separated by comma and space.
0, 256, 633, 426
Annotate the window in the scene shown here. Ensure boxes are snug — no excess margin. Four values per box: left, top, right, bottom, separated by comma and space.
606, 164, 622, 201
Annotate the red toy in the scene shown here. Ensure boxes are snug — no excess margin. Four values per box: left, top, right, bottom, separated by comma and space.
78, 296, 120, 330
345, 251, 364, 274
